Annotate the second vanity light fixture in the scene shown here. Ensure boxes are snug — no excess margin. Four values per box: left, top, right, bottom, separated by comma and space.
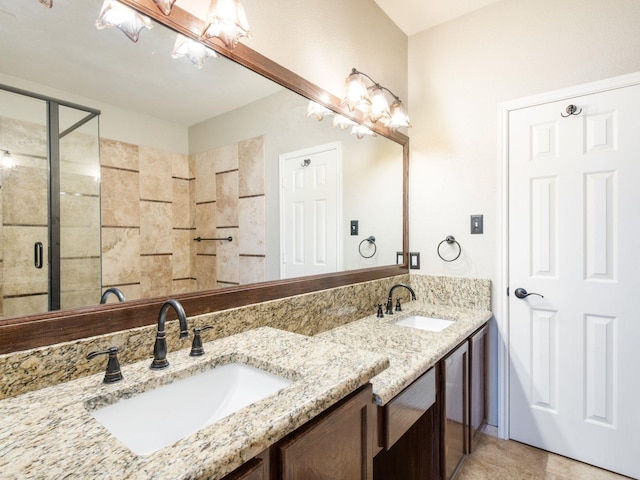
308, 68, 411, 139
342, 68, 411, 131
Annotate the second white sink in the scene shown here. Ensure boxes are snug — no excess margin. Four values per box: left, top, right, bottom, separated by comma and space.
88, 362, 292, 455
395, 315, 454, 332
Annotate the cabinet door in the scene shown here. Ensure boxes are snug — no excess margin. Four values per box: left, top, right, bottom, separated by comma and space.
442, 341, 469, 480
469, 324, 488, 450
277, 384, 375, 480
223, 457, 268, 480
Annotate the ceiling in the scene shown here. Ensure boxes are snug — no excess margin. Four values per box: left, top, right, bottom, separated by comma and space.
374, 0, 501, 36
0, 0, 500, 127
0, 0, 281, 126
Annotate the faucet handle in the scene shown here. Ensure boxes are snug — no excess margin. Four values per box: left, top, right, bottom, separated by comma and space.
395, 298, 402, 312
376, 304, 384, 318
87, 346, 123, 383
190, 326, 214, 357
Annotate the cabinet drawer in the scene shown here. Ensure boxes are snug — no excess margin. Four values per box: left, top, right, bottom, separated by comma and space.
381, 367, 436, 449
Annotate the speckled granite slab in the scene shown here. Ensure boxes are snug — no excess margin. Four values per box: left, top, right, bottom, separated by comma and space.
0, 275, 409, 401
316, 301, 493, 405
0, 327, 388, 480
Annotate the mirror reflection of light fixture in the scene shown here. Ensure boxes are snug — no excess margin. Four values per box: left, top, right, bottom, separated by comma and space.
151, 0, 177, 16
171, 34, 219, 68
1, 150, 16, 170
95, 0, 153, 43
351, 124, 376, 139
341, 68, 411, 132
203, 0, 251, 50
307, 101, 333, 121
38, 0, 53, 7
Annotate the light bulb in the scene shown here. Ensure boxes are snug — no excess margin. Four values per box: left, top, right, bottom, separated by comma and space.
95, 0, 153, 43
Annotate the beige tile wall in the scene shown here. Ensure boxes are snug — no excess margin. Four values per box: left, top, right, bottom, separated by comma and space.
100, 139, 194, 301
100, 134, 266, 301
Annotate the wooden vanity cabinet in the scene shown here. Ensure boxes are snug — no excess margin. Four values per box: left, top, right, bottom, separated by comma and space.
469, 324, 488, 451
440, 340, 469, 480
221, 384, 375, 480
373, 368, 439, 480
276, 383, 376, 480
439, 323, 490, 479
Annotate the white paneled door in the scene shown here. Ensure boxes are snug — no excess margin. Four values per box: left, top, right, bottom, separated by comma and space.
280, 143, 341, 279
508, 85, 640, 478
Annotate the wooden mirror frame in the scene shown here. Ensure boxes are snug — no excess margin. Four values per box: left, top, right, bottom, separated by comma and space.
0, 0, 409, 354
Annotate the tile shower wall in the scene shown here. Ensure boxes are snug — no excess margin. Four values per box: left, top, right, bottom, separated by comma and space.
192, 135, 266, 290
101, 134, 266, 300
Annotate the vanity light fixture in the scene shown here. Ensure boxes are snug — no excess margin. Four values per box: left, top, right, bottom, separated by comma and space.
351, 124, 377, 139
1, 150, 16, 170
306, 106, 377, 140
341, 68, 411, 131
171, 34, 219, 68
95, 0, 153, 43
38, 0, 53, 7
203, 0, 251, 50
151, 0, 177, 16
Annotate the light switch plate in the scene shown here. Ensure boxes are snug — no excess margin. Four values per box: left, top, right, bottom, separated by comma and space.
471, 215, 483, 234
350, 220, 358, 236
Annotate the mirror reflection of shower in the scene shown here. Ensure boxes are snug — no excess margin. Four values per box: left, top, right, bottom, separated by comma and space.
0, 84, 101, 319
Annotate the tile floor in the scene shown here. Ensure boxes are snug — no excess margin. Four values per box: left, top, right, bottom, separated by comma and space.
456, 433, 632, 479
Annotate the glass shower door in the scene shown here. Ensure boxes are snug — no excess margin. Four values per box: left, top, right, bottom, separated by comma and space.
0, 89, 50, 319
58, 104, 101, 310
0, 86, 101, 319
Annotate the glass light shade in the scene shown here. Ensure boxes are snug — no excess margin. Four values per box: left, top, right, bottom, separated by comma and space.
307, 101, 333, 121
171, 34, 219, 69
385, 100, 411, 130
38, 0, 53, 7
203, 0, 251, 49
1, 151, 16, 170
341, 71, 371, 112
152, 0, 177, 15
351, 125, 376, 139
332, 115, 358, 130
95, 0, 153, 43
368, 86, 391, 124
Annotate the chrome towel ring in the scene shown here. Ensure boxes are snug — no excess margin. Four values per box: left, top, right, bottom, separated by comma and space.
359, 236, 377, 258
437, 235, 461, 262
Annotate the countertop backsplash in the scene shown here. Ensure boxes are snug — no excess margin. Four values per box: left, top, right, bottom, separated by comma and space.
0, 274, 490, 400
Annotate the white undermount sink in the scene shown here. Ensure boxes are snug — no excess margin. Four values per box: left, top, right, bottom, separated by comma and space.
395, 315, 454, 332
88, 362, 292, 455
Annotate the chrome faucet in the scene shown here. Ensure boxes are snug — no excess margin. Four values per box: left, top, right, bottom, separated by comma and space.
385, 283, 417, 315
100, 287, 126, 304
150, 299, 189, 369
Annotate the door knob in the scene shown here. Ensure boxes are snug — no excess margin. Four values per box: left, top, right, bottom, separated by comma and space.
514, 288, 544, 299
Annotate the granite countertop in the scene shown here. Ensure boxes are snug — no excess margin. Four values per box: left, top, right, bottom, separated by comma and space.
0, 301, 492, 479
0, 327, 388, 480
316, 301, 493, 405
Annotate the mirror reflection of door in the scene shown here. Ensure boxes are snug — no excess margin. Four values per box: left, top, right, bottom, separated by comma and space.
0, 87, 101, 319
280, 143, 342, 278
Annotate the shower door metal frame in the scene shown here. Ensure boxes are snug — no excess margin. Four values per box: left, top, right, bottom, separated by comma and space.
0, 83, 100, 312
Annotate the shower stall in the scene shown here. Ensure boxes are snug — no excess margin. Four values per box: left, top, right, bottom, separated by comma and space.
0, 84, 101, 319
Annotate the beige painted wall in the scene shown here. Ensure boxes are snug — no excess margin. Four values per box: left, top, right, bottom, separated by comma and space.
408, 0, 640, 426
408, 0, 640, 292
241, 0, 408, 107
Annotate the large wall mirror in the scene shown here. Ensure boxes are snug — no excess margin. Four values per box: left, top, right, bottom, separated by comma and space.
0, 0, 408, 353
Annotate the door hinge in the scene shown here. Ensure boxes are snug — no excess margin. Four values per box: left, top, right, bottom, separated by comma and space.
507, 287, 510, 297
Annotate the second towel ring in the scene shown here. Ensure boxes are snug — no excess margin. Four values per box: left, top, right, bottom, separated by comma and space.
359, 236, 377, 258
437, 235, 461, 262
